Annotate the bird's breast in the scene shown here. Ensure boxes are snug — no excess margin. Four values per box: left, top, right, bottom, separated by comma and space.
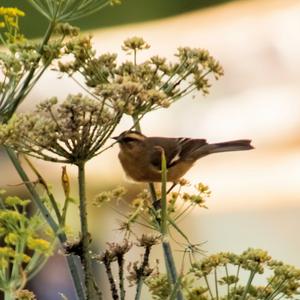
118, 151, 159, 182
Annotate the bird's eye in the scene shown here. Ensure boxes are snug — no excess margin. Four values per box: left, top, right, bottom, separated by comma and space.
122, 137, 137, 143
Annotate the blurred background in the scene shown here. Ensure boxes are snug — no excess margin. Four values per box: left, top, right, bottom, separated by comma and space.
1, 0, 300, 299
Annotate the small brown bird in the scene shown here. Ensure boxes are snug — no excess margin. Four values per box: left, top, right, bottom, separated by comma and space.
113, 131, 254, 183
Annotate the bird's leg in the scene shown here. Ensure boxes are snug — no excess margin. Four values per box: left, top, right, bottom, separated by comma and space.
153, 182, 177, 209
167, 182, 177, 194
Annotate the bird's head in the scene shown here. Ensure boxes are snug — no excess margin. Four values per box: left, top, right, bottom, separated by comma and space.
112, 131, 147, 153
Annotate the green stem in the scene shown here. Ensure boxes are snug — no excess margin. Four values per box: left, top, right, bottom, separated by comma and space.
168, 217, 190, 244
5, 147, 85, 300
169, 276, 183, 300
61, 196, 70, 225
24, 156, 62, 223
6, 147, 59, 232
161, 151, 184, 300
65, 256, 85, 299
232, 264, 240, 297
135, 280, 143, 300
103, 257, 119, 300
11, 237, 26, 282
4, 291, 14, 300
214, 267, 219, 300
162, 241, 181, 290
204, 275, 214, 299
225, 264, 230, 299
133, 115, 141, 132
241, 269, 257, 300
77, 161, 96, 299
132, 118, 184, 300
117, 255, 125, 300
135, 245, 151, 300
265, 279, 287, 300
160, 151, 167, 235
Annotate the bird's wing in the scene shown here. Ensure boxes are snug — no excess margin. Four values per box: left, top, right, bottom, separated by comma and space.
148, 137, 207, 170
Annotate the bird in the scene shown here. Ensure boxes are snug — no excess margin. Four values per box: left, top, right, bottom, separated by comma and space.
113, 130, 254, 183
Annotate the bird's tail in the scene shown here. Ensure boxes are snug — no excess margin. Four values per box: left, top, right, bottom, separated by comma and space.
193, 139, 254, 159
210, 140, 254, 153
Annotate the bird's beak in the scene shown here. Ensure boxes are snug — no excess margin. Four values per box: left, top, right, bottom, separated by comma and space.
111, 136, 120, 142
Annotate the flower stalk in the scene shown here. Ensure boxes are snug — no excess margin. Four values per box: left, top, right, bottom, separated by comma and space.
102, 254, 119, 300
117, 254, 125, 300
78, 161, 96, 299
160, 150, 167, 236
133, 235, 158, 300
131, 118, 184, 299
4, 292, 14, 300
134, 245, 151, 300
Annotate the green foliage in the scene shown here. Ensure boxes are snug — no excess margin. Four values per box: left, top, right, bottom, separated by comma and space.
100, 181, 210, 238
0, 193, 54, 298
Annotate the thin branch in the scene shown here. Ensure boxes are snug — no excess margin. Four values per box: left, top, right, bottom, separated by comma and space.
117, 255, 125, 300
24, 156, 62, 224
103, 256, 119, 300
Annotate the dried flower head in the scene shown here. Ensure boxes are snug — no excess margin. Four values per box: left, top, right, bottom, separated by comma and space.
239, 248, 271, 273
59, 36, 223, 119
187, 249, 300, 300
93, 186, 126, 207
63, 234, 92, 260
127, 261, 153, 286
122, 37, 150, 54
185, 287, 209, 300
95, 240, 132, 264
54, 23, 80, 37
15, 289, 36, 300
0, 94, 121, 164
136, 233, 161, 248
182, 183, 211, 209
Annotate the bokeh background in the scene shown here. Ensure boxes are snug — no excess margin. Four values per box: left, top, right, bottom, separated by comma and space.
1, 0, 300, 299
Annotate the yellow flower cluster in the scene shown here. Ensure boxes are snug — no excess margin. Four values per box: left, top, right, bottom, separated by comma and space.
0, 7, 25, 42
0, 246, 15, 268
0, 7, 25, 17
4, 232, 18, 245
27, 237, 51, 253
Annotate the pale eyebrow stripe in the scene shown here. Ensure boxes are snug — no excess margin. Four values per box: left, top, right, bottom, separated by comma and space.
125, 133, 146, 141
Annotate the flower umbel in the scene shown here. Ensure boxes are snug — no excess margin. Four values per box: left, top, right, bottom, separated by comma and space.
0, 7, 25, 43
59, 37, 223, 119
0, 94, 121, 164
0, 20, 79, 123
187, 249, 300, 300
